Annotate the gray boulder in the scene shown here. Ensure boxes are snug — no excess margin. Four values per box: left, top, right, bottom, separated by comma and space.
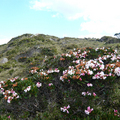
0, 58, 8, 64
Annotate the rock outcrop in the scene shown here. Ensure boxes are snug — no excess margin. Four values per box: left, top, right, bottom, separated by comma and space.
0, 58, 8, 64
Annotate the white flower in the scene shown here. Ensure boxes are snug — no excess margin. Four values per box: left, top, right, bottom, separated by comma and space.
68, 69, 75, 75
16, 95, 19, 99
60, 76, 64, 81
87, 83, 93, 87
24, 86, 31, 92
36, 82, 42, 88
114, 67, 120, 76
82, 92, 86, 96
99, 64, 104, 70
87, 92, 91, 96
27, 86, 31, 91
60, 105, 70, 114
24, 89, 28, 92
87, 70, 93, 75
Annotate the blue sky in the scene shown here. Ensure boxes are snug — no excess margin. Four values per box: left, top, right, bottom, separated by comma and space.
0, 0, 120, 45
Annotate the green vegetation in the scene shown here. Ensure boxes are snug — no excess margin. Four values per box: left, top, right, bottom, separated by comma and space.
0, 34, 120, 119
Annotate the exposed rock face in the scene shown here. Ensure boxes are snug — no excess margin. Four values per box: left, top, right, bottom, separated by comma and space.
0, 58, 8, 64
15, 47, 42, 61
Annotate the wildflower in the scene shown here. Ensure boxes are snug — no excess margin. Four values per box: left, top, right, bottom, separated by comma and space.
87, 70, 93, 75
36, 82, 42, 88
68, 80, 70, 83
85, 106, 93, 115
87, 92, 91, 96
60, 76, 64, 81
49, 83, 53, 86
54, 68, 60, 72
82, 92, 86, 96
114, 67, 120, 76
87, 83, 93, 87
93, 92, 96, 97
24, 86, 31, 92
60, 105, 70, 114
114, 109, 118, 116
99, 64, 104, 70
11, 89, 15, 94
114, 109, 118, 113
7, 96, 13, 103
7, 115, 10, 119
68, 69, 75, 75
79, 78, 82, 81
1, 88, 4, 92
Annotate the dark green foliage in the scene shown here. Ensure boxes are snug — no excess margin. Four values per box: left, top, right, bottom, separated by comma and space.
41, 47, 54, 56
98, 36, 120, 44
18, 56, 27, 62
1, 62, 11, 69
6, 49, 17, 56
8, 69, 14, 75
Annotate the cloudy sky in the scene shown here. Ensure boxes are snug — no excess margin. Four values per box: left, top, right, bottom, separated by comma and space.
0, 0, 120, 45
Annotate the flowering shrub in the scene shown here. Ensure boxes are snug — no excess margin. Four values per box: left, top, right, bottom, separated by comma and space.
0, 47, 120, 119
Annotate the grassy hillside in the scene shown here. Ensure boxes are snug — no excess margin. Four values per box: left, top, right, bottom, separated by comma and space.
0, 34, 120, 119
0, 34, 120, 81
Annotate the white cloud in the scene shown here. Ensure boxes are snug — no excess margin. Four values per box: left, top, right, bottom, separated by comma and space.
52, 13, 61, 18
0, 37, 11, 45
30, 0, 120, 37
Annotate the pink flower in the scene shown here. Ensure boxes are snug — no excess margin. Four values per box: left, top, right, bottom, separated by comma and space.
114, 109, 118, 113
81, 73, 85, 76
93, 92, 96, 97
7, 115, 10, 119
87, 83, 93, 87
68, 80, 70, 82
79, 78, 82, 81
11, 89, 15, 94
85, 106, 93, 115
60, 105, 70, 114
36, 82, 42, 88
49, 83, 53, 86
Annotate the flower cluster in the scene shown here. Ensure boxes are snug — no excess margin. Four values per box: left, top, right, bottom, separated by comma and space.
114, 109, 120, 117
47, 68, 60, 74
82, 92, 96, 97
60, 47, 120, 84
9, 76, 19, 82
24, 86, 31, 92
29, 67, 39, 74
3, 89, 19, 103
